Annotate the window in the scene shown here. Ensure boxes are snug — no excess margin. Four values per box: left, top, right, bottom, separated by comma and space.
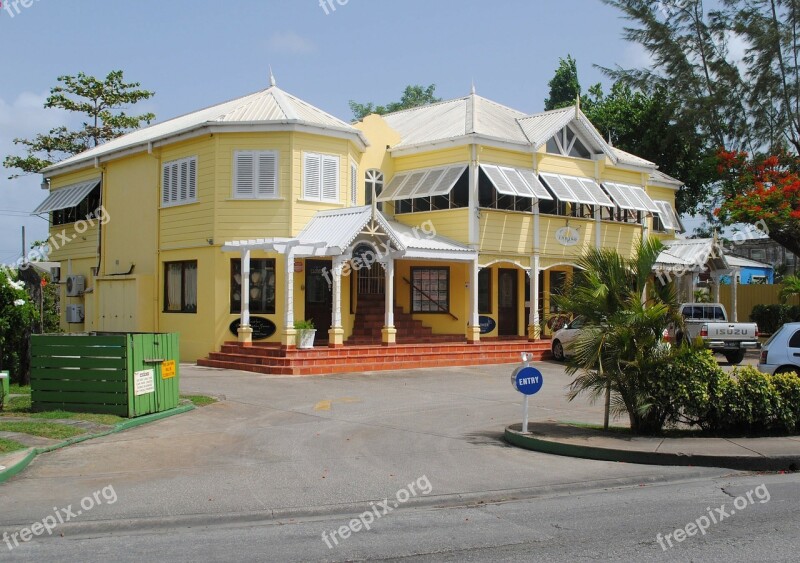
303, 152, 339, 203
365, 169, 384, 208
230, 259, 276, 314
789, 330, 800, 348
411, 267, 449, 313
478, 268, 491, 314
233, 151, 278, 199
162, 157, 197, 207
653, 214, 667, 232
164, 261, 197, 313
546, 126, 591, 159
52, 185, 101, 226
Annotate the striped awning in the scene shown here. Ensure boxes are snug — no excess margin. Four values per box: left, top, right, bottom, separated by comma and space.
539, 172, 614, 207
33, 179, 100, 214
480, 164, 553, 200
377, 164, 467, 202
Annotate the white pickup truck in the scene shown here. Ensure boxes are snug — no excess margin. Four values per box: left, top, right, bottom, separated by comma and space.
674, 303, 759, 364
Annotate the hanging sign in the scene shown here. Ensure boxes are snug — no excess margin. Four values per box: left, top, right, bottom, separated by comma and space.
555, 227, 580, 246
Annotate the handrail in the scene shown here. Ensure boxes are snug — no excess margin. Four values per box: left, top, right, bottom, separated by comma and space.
402, 277, 458, 320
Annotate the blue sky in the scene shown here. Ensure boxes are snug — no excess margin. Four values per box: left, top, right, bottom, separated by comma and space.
0, 0, 652, 265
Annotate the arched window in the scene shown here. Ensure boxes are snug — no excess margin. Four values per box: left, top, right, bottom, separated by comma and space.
365, 169, 384, 208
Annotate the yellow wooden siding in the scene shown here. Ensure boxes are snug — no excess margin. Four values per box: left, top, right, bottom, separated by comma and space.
393, 147, 471, 172
598, 165, 644, 185
537, 153, 596, 177
479, 147, 532, 168
395, 209, 470, 244
479, 211, 533, 255
102, 153, 158, 276
159, 136, 216, 249
47, 223, 99, 262
214, 132, 293, 241
538, 216, 594, 259
599, 221, 642, 259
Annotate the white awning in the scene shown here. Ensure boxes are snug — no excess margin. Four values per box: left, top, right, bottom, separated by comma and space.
377, 164, 467, 202
654, 200, 683, 232
32, 178, 100, 214
539, 172, 612, 207
480, 164, 553, 200
603, 182, 659, 213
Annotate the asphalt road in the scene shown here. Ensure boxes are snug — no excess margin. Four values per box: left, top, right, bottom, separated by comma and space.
0, 357, 777, 561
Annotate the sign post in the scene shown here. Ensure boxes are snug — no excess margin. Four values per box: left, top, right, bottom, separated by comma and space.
511, 352, 543, 433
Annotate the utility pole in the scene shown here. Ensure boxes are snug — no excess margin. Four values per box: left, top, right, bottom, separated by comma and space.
21, 226, 26, 264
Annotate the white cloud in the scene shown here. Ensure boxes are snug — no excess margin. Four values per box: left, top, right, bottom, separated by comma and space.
267, 31, 316, 54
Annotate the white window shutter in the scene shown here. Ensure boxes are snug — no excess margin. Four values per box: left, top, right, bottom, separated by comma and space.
322, 155, 339, 202
304, 153, 321, 200
162, 164, 170, 204
188, 158, 197, 200
169, 162, 179, 203
179, 160, 189, 201
257, 152, 278, 198
234, 152, 255, 198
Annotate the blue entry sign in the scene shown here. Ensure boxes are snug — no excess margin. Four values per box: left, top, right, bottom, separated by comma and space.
512, 366, 544, 395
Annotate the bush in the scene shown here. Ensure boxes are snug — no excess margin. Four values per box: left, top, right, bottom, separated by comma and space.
719, 367, 780, 433
771, 371, 800, 433
750, 304, 800, 335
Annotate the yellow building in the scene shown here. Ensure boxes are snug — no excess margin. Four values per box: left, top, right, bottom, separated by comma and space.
36, 79, 682, 363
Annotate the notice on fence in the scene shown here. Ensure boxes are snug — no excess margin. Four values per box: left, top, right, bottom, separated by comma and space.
134, 370, 155, 396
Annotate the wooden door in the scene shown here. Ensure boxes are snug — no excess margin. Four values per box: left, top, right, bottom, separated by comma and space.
498, 269, 518, 336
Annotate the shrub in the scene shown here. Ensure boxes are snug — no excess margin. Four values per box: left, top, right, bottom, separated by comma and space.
750, 304, 800, 335
720, 367, 779, 433
771, 371, 800, 433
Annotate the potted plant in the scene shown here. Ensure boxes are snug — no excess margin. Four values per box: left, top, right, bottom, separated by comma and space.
294, 319, 316, 349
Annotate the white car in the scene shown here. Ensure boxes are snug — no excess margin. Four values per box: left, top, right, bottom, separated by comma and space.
758, 322, 800, 375
551, 317, 585, 361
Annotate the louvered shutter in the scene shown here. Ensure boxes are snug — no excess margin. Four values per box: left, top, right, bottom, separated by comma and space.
162, 164, 171, 205
304, 153, 321, 200
257, 152, 278, 198
322, 155, 339, 202
350, 162, 358, 205
234, 152, 255, 198
187, 158, 197, 200
169, 162, 179, 203
179, 160, 189, 201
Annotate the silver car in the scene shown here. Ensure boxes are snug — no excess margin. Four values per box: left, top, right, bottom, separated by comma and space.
757, 322, 800, 375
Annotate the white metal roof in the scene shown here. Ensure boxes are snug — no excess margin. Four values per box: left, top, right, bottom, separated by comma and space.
610, 146, 656, 168
44, 86, 367, 174
32, 178, 100, 214
724, 255, 773, 270
382, 93, 529, 149
654, 239, 729, 273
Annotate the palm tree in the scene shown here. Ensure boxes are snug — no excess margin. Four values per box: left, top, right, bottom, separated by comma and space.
554, 237, 683, 434
779, 275, 800, 303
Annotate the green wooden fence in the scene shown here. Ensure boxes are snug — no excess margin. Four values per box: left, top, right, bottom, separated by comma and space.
31, 333, 180, 417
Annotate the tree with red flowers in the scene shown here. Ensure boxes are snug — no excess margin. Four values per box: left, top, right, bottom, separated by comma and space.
716, 149, 800, 256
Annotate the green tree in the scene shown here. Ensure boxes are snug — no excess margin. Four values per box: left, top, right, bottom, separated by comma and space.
544, 55, 581, 111
554, 238, 683, 434
4, 70, 155, 178
779, 274, 800, 303
0, 269, 38, 385
349, 84, 441, 120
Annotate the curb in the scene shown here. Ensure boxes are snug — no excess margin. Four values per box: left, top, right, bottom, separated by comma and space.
504, 424, 800, 472
0, 404, 194, 485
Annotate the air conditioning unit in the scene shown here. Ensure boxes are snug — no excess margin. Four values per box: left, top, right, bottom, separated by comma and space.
65, 304, 84, 324
66, 275, 85, 297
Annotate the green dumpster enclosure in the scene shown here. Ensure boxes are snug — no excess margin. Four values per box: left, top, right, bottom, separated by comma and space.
31, 333, 180, 417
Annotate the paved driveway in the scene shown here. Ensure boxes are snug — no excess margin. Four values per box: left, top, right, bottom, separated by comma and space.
0, 360, 729, 530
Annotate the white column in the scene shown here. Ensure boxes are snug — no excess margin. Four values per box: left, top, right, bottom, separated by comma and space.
332, 256, 344, 329
241, 248, 251, 328
594, 206, 602, 249
237, 248, 253, 344
712, 272, 721, 302
530, 254, 540, 340
732, 269, 739, 322
467, 258, 480, 342
384, 258, 395, 328
285, 252, 294, 328
468, 145, 479, 249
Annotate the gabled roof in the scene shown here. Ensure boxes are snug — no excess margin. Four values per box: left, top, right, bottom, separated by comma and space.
44, 85, 367, 175
382, 93, 529, 149
654, 238, 729, 273
724, 255, 773, 270
648, 169, 684, 189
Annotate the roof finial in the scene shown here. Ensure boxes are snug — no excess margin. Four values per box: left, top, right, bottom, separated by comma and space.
576, 92, 581, 111
269, 66, 276, 88
471, 79, 476, 95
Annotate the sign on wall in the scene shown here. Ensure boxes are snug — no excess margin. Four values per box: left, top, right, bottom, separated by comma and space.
478, 315, 496, 335
555, 227, 580, 247
134, 370, 155, 396
229, 317, 277, 340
